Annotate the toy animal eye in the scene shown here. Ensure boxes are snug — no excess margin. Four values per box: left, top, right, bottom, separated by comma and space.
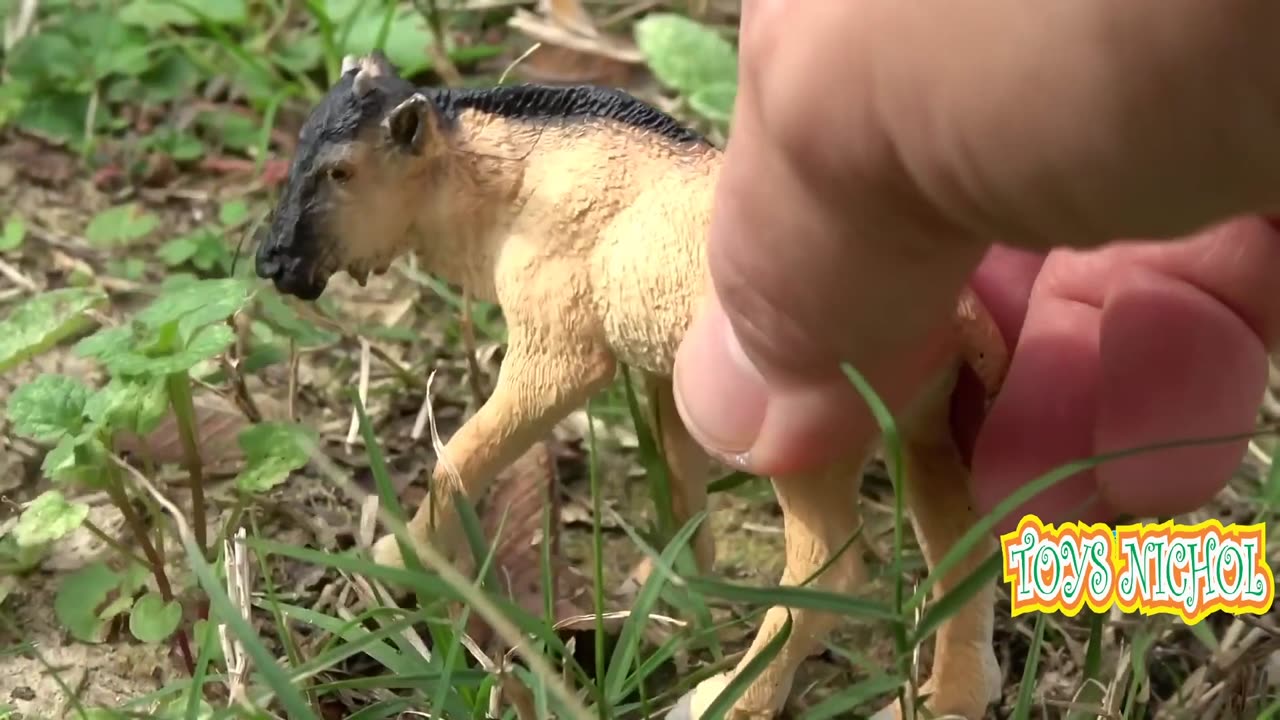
327, 166, 351, 183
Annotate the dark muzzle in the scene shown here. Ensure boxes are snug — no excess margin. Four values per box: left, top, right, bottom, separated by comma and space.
256, 223, 328, 301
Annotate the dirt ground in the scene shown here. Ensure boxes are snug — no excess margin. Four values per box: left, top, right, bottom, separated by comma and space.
1, 126, 1278, 720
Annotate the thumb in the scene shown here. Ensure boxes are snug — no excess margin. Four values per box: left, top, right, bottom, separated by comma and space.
671, 125, 985, 476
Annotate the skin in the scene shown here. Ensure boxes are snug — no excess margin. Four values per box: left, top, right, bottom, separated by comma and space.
257, 53, 1011, 719
672, 0, 1280, 537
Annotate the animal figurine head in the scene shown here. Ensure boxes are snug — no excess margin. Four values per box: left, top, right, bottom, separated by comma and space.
256, 51, 447, 300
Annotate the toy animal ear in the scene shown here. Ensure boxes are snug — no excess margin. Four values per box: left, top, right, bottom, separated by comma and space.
382, 93, 434, 155
340, 54, 360, 75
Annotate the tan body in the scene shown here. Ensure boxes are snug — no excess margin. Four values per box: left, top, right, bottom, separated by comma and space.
269, 55, 1009, 720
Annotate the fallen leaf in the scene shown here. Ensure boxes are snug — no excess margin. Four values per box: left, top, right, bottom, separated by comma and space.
508, 8, 644, 64
511, 43, 637, 86
460, 438, 597, 653
538, 0, 598, 38
0, 136, 78, 186
113, 392, 249, 474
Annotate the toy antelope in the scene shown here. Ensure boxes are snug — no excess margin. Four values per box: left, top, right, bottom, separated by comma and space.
256, 51, 1010, 719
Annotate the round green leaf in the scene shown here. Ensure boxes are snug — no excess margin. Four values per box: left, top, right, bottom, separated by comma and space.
634, 13, 738, 96
54, 561, 122, 643
688, 82, 737, 126
129, 591, 183, 643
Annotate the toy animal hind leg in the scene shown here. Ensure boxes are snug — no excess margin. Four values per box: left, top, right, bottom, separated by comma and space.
667, 460, 869, 720
869, 387, 1003, 720
621, 374, 718, 594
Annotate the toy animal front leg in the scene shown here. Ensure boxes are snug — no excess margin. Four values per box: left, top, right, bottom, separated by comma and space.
372, 338, 617, 569
668, 465, 866, 720
872, 411, 1001, 720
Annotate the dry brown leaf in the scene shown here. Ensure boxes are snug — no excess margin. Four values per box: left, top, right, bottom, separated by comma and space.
113, 392, 250, 475
508, 8, 644, 64
538, 0, 597, 38
510, 43, 637, 86
459, 438, 597, 653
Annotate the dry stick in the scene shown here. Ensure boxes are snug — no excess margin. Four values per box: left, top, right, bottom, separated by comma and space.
103, 460, 197, 674
0, 257, 38, 292
219, 527, 253, 707
113, 455, 264, 715
415, 0, 463, 87
345, 338, 373, 447
167, 373, 210, 559
224, 310, 264, 423
79, 516, 151, 569
287, 337, 300, 422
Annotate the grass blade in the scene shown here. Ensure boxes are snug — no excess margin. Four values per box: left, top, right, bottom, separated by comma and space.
684, 576, 899, 622
700, 611, 793, 720
1010, 612, 1046, 720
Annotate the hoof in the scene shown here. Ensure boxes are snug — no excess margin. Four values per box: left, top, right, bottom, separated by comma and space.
665, 672, 775, 720
371, 532, 411, 569
665, 672, 731, 720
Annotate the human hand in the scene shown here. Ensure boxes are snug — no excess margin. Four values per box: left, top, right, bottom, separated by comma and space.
672, 0, 1280, 533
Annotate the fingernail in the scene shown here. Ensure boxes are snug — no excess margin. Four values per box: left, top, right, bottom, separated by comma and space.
673, 304, 768, 466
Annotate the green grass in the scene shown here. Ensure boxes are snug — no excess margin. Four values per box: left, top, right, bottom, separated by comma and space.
1, 1, 1278, 719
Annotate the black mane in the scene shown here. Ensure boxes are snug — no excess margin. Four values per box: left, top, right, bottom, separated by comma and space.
426, 83, 710, 146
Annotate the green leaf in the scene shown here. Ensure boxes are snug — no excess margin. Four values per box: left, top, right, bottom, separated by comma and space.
118, 0, 246, 28
84, 203, 159, 248
72, 325, 136, 369
89, 324, 236, 377
85, 375, 169, 435
12, 490, 89, 547
255, 292, 341, 347
688, 82, 736, 125
136, 276, 252, 333
5, 374, 91, 442
75, 278, 251, 376
194, 109, 260, 152
128, 591, 182, 643
633, 13, 738, 96
41, 431, 110, 487
54, 561, 122, 643
106, 258, 146, 280
336, 3, 435, 76
234, 421, 317, 492
0, 216, 25, 252
218, 199, 249, 228
157, 234, 201, 266
0, 286, 107, 373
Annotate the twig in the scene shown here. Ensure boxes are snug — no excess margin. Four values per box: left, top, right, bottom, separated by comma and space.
414, 0, 463, 87
224, 310, 264, 423
287, 337, 299, 422
79, 516, 151, 569
0, 257, 38, 292
345, 338, 372, 447
2, 0, 39, 51
103, 457, 196, 675
219, 527, 252, 705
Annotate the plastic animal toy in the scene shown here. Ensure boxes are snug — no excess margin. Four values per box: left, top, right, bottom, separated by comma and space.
256, 50, 1010, 720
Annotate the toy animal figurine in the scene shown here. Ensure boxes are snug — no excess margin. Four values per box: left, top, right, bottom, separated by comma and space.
256, 50, 1010, 720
